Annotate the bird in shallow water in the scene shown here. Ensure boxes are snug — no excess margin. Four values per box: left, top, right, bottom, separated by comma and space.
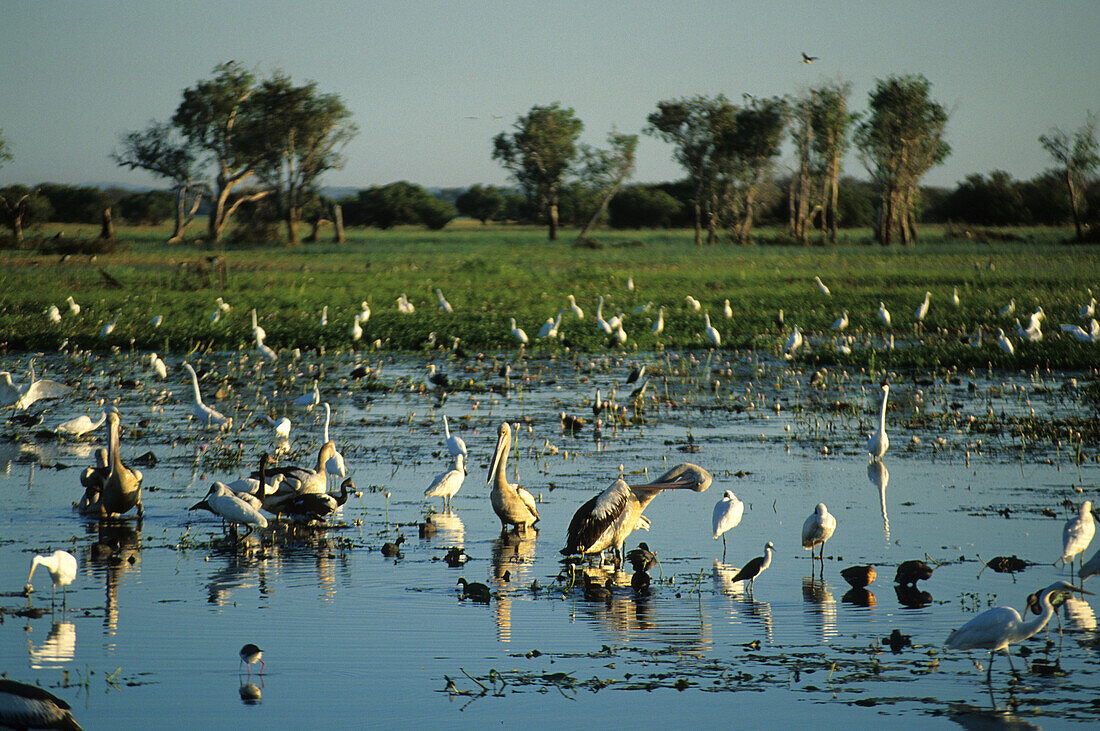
712, 490, 744, 558
841, 565, 877, 589
945, 581, 1089, 682
424, 454, 465, 511
867, 383, 890, 460
894, 559, 934, 586
561, 462, 712, 564
457, 577, 491, 603
101, 411, 143, 517
239, 644, 265, 677
1061, 500, 1096, 577
285, 477, 356, 523
190, 483, 268, 533
381, 534, 405, 557
625, 542, 658, 573
731, 541, 775, 592
487, 422, 540, 532
0, 678, 83, 730
801, 503, 837, 561
27, 550, 78, 607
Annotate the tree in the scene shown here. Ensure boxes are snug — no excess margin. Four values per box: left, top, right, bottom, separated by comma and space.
0, 185, 51, 244
939, 171, 1027, 225
1039, 112, 1098, 242
117, 190, 175, 225
574, 131, 638, 242
340, 182, 455, 229
608, 184, 682, 228
0, 129, 11, 170
492, 104, 583, 241
456, 184, 506, 223
113, 121, 205, 243
790, 82, 857, 244
712, 98, 787, 244
243, 73, 357, 244
855, 75, 950, 246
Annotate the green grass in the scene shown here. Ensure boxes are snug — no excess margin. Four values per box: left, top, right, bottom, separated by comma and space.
1, 220, 1098, 372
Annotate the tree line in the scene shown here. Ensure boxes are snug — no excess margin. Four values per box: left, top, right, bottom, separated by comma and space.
0, 63, 1096, 246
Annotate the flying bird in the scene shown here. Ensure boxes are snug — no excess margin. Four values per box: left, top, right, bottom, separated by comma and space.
801, 52, 818, 63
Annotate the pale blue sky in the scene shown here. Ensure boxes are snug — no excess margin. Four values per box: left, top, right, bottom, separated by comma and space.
1, 1, 1097, 190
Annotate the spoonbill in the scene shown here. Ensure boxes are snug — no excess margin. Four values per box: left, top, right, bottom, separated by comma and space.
801, 503, 837, 561
561, 462, 712, 563
703, 312, 721, 347
945, 581, 1088, 681
487, 422, 540, 532
712, 490, 744, 556
867, 383, 890, 460
240, 644, 265, 677
27, 550, 77, 606
731, 541, 775, 591
102, 410, 143, 516
182, 362, 232, 429
425, 454, 465, 510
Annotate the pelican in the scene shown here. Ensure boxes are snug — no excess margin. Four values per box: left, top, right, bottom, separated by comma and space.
801, 503, 837, 561
46, 305, 61, 324
914, 291, 931, 322
250, 308, 266, 342
561, 462, 712, 562
65, 295, 80, 315
102, 410, 142, 516
878, 302, 891, 327
443, 414, 468, 468
813, 276, 830, 296
292, 381, 321, 410
487, 422, 540, 532
436, 288, 453, 313
996, 328, 1014, 355
425, 454, 465, 510
731, 541, 775, 591
266, 441, 338, 502
190, 483, 268, 531
945, 581, 1088, 681
149, 353, 167, 379
182, 362, 232, 429
712, 490, 744, 556
0, 369, 72, 411
831, 311, 849, 331
703, 312, 721, 347
567, 294, 584, 319
867, 383, 889, 460
54, 411, 107, 438
509, 318, 528, 345
652, 306, 665, 336
322, 403, 347, 485
99, 313, 120, 338
0, 678, 82, 729
27, 550, 77, 605
952, 286, 960, 307
999, 299, 1015, 317
684, 295, 701, 311
1062, 501, 1095, 574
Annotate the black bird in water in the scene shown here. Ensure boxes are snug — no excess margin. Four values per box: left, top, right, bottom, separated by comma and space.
731, 542, 775, 592
457, 577, 491, 603
894, 560, 934, 586
631, 570, 651, 595
626, 542, 658, 573
381, 534, 405, 557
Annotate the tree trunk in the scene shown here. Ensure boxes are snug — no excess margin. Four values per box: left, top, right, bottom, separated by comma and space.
826, 152, 840, 244
1066, 170, 1083, 241
576, 178, 627, 242
285, 209, 301, 245
332, 204, 345, 244
11, 213, 24, 245
99, 207, 115, 240
692, 180, 704, 246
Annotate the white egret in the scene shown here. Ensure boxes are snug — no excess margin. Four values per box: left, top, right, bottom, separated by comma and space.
436, 288, 453, 313
1062, 500, 1095, 574
952, 286, 960, 307
712, 490, 744, 556
425, 453, 465, 510
292, 381, 320, 410
945, 581, 1087, 681
254, 332, 277, 362
784, 326, 803, 357
813, 276, 831, 296
996, 328, 1014, 355
626, 275, 634, 291
914, 291, 931, 322
867, 383, 890, 460
831, 311, 849, 331
1081, 296, 1096, 320
999, 299, 1015, 317
65, 295, 80, 315
723, 299, 733, 318
357, 301, 371, 323
182, 362, 232, 429
878, 302, 891, 327
443, 414, 468, 470
319, 305, 328, 327
322, 403, 347, 485
509, 318, 528, 345
801, 503, 837, 561
703, 312, 721, 347
27, 550, 77, 606
264, 415, 291, 440
595, 296, 613, 334
684, 295, 701, 311
54, 411, 107, 438
0, 369, 72, 411
351, 317, 363, 341
567, 294, 584, 319
652, 306, 665, 336
487, 422, 540, 532
731, 541, 775, 592
149, 353, 167, 379
99, 313, 120, 338
46, 305, 61, 324
538, 310, 564, 339
250, 309, 266, 342
1015, 317, 1042, 342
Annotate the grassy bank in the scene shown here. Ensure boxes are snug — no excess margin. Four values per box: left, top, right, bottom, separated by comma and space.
1, 221, 1098, 372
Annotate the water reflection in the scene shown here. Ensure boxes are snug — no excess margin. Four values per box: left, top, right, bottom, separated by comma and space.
239, 679, 263, 704
895, 583, 933, 609
841, 588, 877, 608
28, 621, 76, 668
426, 510, 465, 545
86, 519, 143, 638
490, 531, 537, 643
801, 577, 838, 641
868, 460, 889, 540
713, 561, 774, 642
205, 535, 268, 606
1061, 595, 1096, 633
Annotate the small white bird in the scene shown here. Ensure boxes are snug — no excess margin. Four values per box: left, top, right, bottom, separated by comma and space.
99, 313, 120, 338
685, 295, 701, 311
46, 305, 61, 324
150, 314, 163, 328
831, 311, 849, 331
567, 294, 584, 319
813, 276, 831, 296
1062, 501, 1096, 573
538, 311, 564, 339
712, 490, 744, 556
784, 326, 803, 356
425, 453, 465, 510
1080, 296, 1096, 320
652, 306, 665, 336
443, 414, 468, 470
322, 402, 347, 485
626, 275, 634, 291
703, 312, 721, 347
510, 317, 528, 345
999, 299, 1016, 317
951, 286, 960, 307
250, 309, 266, 342
293, 381, 321, 410
867, 383, 890, 460
320, 305, 328, 327
996, 328, 1014, 355
351, 317, 363, 341
914, 291, 931, 322
801, 503, 837, 561
723, 299, 733, 319
436, 288, 453, 313
149, 352, 167, 379
357, 301, 371, 323
54, 410, 108, 438
65, 296, 80, 315
878, 302, 891, 327
0, 368, 72, 411
27, 550, 78, 605
182, 362, 232, 429
254, 332, 277, 362
264, 415, 292, 440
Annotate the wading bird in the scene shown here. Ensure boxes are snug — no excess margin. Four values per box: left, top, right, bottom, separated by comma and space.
149, 353, 167, 379
801, 503, 837, 561
99, 313, 120, 338
190, 483, 268, 532
292, 381, 320, 410
703, 312, 721, 347
46, 305, 61, 324
652, 306, 665, 336
684, 295, 701, 311
996, 328, 1014, 355
239, 644, 264, 677
0, 368, 72, 411
914, 291, 931, 322
27, 550, 78, 606
0, 679, 82, 730
945, 581, 1088, 682
538, 310, 564, 339
443, 414, 467, 469
999, 299, 1015, 317
262, 415, 291, 441
731, 541, 775, 592
841, 565, 877, 589
487, 422, 540, 532
1062, 500, 1095, 576
561, 462, 712, 564
250, 309, 266, 342
952, 286, 960, 307
425, 453, 465, 511
284, 477, 355, 523
322, 403, 347, 486
813, 276, 830, 296
102, 410, 142, 516
509, 318, 528, 345
435, 288, 453, 313
567, 294, 584, 319
65, 295, 80, 315
878, 302, 891, 327
53, 411, 107, 438
831, 311, 849, 331
182, 362, 232, 429
712, 490, 744, 557
867, 383, 890, 460
723, 299, 733, 318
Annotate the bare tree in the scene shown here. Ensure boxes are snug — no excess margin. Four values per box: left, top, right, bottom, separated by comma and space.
1039, 112, 1099, 242
575, 130, 638, 242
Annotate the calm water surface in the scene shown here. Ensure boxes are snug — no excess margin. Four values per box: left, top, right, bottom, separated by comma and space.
1, 350, 1097, 728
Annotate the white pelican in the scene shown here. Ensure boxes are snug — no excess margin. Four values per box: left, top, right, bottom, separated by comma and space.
652, 306, 665, 335
190, 482, 268, 531
436, 288, 453, 313
149, 353, 167, 379
945, 581, 1087, 681
443, 414, 468, 471
250, 308, 266, 342
358, 301, 371, 323
425, 453, 465, 510
831, 311, 849, 331
240, 643, 265, 677
292, 381, 320, 410
684, 295, 701, 311
813, 276, 831, 296
914, 291, 931, 322
878, 302, 891, 327
999, 298, 1015, 317
561, 462, 712, 562
801, 503, 836, 560
54, 410, 107, 438
322, 403, 347, 484
65, 295, 80, 315
712, 490, 744, 556
0, 369, 72, 411
509, 318, 528, 345
99, 313, 120, 338
567, 294, 584, 319
182, 362, 232, 429
46, 305, 61, 324
102, 410, 142, 516
952, 286, 960, 307
731, 541, 775, 591
27, 550, 77, 605
1062, 501, 1095, 573
0, 678, 82, 729
703, 311, 721, 347
867, 383, 889, 460
996, 328, 1014, 355
487, 422, 540, 531
723, 299, 733, 318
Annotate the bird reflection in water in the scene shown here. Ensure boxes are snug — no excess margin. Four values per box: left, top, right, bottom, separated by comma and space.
422, 511, 465, 545
713, 560, 773, 643
28, 621, 76, 669
868, 460, 889, 540
895, 583, 933, 608
801, 577, 838, 641
491, 530, 537, 643
86, 519, 142, 637
842, 587, 877, 608
239, 679, 263, 705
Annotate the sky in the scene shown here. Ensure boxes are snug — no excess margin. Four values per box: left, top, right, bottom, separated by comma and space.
1, 1, 1097, 191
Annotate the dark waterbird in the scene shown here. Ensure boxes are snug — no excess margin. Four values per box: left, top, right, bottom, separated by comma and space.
731, 541, 775, 592
841, 565, 877, 589
239, 643, 265, 677
895, 559, 934, 586
631, 570, 651, 595
285, 477, 356, 523
625, 542, 658, 573
583, 574, 614, 603
381, 534, 405, 557
0, 678, 82, 730
457, 577, 491, 603
444, 546, 468, 567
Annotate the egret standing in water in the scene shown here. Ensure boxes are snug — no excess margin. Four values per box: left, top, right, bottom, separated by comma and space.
712, 490, 744, 558
867, 383, 890, 460
945, 581, 1089, 682
442, 414, 467, 471
1062, 500, 1096, 578
703, 312, 721, 347
425, 454, 465, 511
27, 550, 78, 607
182, 362, 232, 429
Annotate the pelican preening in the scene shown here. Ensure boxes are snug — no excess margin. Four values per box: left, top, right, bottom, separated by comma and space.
712, 490, 744, 556
945, 581, 1089, 681
867, 383, 890, 460
27, 550, 78, 606
182, 362, 232, 429
801, 503, 836, 561
0, 679, 83, 730
561, 462, 712, 563
487, 422, 540, 532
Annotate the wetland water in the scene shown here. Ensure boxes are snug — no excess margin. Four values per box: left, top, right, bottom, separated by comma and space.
1, 349, 1098, 728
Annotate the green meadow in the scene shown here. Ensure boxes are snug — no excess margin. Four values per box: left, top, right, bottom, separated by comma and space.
1, 221, 1098, 372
